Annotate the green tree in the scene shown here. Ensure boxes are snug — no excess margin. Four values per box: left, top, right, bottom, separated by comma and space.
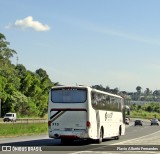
0, 33, 17, 66
20, 72, 33, 96
144, 88, 150, 96
113, 88, 119, 94
15, 64, 27, 79
146, 105, 152, 112
136, 86, 142, 94
0, 33, 58, 117
36, 68, 48, 81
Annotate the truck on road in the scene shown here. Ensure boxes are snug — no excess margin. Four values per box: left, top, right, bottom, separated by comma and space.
3, 113, 17, 122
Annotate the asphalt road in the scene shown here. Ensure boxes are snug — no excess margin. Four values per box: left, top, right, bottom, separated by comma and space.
0, 120, 160, 154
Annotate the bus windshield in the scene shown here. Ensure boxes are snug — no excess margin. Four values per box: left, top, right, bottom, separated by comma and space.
51, 88, 87, 103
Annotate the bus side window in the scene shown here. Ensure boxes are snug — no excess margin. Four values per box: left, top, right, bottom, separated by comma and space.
91, 92, 97, 107
106, 96, 110, 103
91, 92, 95, 100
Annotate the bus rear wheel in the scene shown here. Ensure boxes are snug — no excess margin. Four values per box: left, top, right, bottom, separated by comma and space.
114, 126, 121, 140
97, 128, 103, 144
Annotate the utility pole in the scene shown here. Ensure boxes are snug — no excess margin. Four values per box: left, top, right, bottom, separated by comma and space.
16, 56, 19, 65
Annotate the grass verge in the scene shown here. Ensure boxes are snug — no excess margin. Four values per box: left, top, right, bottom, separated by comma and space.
0, 123, 48, 137
131, 110, 160, 120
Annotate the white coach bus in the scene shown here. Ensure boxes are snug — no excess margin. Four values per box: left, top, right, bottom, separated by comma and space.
48, 86, 129, 144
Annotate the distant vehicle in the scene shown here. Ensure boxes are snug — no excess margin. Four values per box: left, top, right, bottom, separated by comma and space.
134, 120, 143, 126
125, 118, 130, 125
3, 113, 16, 122
150, 118, 159, 126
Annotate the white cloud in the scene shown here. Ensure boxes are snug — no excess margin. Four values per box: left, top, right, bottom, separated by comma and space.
6, 16, 50, 32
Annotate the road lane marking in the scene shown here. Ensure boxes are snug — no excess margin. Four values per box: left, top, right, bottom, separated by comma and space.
112, 129, 160, 145
70, 130, 160, 154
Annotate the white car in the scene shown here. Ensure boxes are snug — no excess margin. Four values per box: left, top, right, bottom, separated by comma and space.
3, 113, 17, 122
151, 118, 159, 126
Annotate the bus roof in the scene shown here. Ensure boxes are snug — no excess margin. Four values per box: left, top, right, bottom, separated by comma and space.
51, 85, 123, 99
91, 88, 123, 99
51, 85, 88, 89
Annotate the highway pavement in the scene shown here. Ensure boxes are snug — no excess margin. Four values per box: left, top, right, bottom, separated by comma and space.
0, 120, 160, 154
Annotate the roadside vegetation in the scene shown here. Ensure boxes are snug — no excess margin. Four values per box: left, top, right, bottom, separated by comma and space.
130, 103, 160, 120
0, 33, 58, 118
0, 123, 47, 137
131, 110, 160, 120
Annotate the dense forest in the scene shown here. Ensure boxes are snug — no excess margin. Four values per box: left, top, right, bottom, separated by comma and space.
0, 33, 57, 117
1, 33, 160, 118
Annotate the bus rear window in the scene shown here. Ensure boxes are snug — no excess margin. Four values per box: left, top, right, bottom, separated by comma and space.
51, 88, 87, 103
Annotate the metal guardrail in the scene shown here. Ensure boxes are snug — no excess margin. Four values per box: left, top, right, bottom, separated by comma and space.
0, 118, 47, 123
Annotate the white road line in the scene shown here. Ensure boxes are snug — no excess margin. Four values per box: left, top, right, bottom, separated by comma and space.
112, 130, 160, 145
70, 151, 92, 154
70, 130, 160, 154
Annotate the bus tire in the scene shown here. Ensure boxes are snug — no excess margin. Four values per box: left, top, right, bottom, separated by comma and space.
114, 126, 121, 140
97, 127, 103, 144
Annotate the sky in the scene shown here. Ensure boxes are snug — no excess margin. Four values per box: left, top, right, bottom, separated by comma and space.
1, 0, 160, 92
